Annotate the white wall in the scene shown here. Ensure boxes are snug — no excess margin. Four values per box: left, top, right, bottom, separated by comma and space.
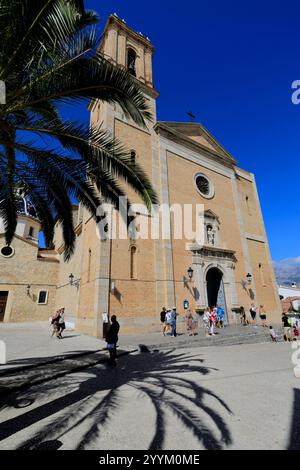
279, 285, 300, 299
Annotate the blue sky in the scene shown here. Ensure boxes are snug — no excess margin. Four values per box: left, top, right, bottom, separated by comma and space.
81, 0, 300, 261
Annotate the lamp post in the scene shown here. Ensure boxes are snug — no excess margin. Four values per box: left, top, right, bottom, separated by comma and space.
187, 267, 194, 280
69, 273, 74, 286
69, 273, 80, 288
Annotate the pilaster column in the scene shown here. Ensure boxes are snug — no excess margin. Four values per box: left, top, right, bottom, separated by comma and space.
117, 32, 126, 67
193, 258, 206, 307
145, 49, 153, 86
107, 27, 118, 63
136, 46, 145, 83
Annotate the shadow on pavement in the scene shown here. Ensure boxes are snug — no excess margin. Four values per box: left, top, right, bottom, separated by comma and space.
0, 350, 100, 375
288, 388, 300, 450
0, 348, 233, 450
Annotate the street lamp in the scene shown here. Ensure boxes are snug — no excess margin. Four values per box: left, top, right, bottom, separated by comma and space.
69, 273, 80, 288
187, 267, 194, 280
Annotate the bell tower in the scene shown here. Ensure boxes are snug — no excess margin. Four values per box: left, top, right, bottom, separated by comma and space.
99, 14, 156, 93
86, 15, 159, 338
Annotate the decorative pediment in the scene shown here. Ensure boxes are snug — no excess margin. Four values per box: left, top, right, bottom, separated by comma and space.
155, 121, 237, 166
189, 245, 237, 263
204, 209, 220, 223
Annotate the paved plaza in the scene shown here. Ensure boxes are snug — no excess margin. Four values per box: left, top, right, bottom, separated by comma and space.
0, 322, 299, 450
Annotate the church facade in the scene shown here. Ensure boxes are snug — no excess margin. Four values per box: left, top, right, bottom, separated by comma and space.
0, 15, 281, 335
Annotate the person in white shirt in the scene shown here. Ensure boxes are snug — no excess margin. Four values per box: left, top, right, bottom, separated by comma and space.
202, 308, 210, 337
269, 326, 277, 342
163, 309, 172, 336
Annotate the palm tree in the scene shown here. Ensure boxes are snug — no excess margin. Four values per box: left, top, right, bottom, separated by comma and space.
0, 0, 158, 260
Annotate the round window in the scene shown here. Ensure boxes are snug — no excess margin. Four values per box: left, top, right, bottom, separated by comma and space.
0, 245, 15, 258
194, 173, 214, 199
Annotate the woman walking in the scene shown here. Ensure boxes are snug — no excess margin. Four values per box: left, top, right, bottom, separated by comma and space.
160, 307, 167, 336
203, 308, 210, 337
250, 303, 257, 325
58, 307, 66, 339
259, 305, 267, 327
186, 309, 195, 336
51, 309, 61, 338
163, 308, 172, 336
208, 307, 216, 336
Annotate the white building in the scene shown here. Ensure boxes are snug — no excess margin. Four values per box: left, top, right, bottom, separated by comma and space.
279, 285, 300, 299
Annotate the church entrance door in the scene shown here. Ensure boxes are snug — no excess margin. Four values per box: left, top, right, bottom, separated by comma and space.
206, 268, 228, 325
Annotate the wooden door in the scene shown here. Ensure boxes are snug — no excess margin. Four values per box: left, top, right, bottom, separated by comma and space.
0, 292, 8, 322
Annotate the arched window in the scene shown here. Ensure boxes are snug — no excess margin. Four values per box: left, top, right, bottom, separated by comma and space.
28, 226, 34, 238
130, 245, 137, 279
127, 48, 136, 77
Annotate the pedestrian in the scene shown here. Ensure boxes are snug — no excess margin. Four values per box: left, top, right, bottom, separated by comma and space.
170, 307, 177, 337
240, 306, 246, 325
105, 315, 120, 366
58, 307, 66, 339
216, 305, 224, 328
51, 309, 61, 338
293, 324, 299, 341
163, 308, 172, 336
186, 309, 195, 336
269, 326, 278, 342
208, 307, 216, 336
250, 303, 257, 325
245, 308, 251, 326
202, 308, 210, 337
282, 312, 291, 342
160, 307, 166, 336
259, 305, 267, 327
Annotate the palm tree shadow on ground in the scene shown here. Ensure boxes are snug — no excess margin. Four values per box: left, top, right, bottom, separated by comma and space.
0, 349, 233, 450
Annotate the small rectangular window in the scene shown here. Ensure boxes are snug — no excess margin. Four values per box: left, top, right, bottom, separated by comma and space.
37, 290, 48, 305
28, 226, 34, 238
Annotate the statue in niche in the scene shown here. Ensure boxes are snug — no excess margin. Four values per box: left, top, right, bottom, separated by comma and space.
207, 225, 215, 246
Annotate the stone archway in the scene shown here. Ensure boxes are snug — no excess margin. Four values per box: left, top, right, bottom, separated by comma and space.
206, 267, 222, 307
206, 266, 229, 324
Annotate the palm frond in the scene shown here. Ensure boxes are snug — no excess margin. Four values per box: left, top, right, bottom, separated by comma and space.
0, 0, 158, 256
17, 118, 158, 209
